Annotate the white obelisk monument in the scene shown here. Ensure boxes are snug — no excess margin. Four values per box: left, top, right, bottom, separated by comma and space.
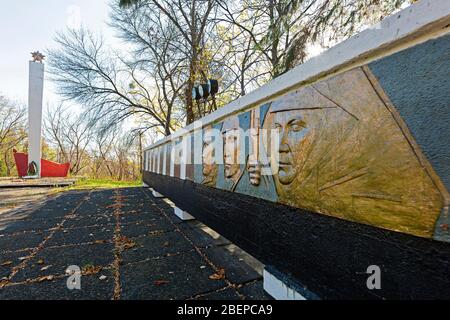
27, 51, 45, 178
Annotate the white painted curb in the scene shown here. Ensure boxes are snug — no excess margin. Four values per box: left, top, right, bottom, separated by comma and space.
150, 188, 165, 198
174, 207, 195, 221
263, 268, 307, 300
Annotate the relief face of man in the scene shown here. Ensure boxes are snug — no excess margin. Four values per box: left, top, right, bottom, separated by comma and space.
223, 128, 241, 179
202, 127, 215, 177
268, 87, 330, 187
222, 117, 241, 181
273, 110, 312, 185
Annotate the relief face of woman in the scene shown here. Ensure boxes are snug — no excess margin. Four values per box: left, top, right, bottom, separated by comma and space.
273, 110, 313, 185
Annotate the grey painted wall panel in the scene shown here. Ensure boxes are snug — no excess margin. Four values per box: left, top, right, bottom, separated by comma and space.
369, 34, 450, 192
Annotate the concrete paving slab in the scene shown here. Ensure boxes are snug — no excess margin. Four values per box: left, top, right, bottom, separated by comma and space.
121, 231, 193, 264
0, 251, 30, 279
204, 246, 262, 285
238, 280, 273, 300
12, 243, 114, 282
195, 287, 242, 300
120, 251, 228, 300
0, 187, 268, 300
0, 271, 115, 300
63, 214, 115, 229
46, 225, 114, 247
120, 220, 174, 238
0, 231, 50, 253
0, 217, 61, 235
179, 222, 232, 248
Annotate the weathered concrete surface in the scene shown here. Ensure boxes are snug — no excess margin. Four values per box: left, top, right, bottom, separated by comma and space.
0, 187, 59, 225
0, 178, 76, 188
0, 187, 270, 300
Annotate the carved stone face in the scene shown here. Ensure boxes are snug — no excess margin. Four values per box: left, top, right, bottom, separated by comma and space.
273, 110, 312, 185
202, 128, 215, 177
247, 158, 261, 186
223, 127, 241, 180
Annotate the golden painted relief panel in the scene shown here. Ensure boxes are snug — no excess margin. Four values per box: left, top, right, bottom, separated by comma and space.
153, 65, 446, 238
258, 67, 443, 237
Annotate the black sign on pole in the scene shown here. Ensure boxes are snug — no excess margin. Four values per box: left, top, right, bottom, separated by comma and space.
192, 86, 201, 100
207, 79, 219, 96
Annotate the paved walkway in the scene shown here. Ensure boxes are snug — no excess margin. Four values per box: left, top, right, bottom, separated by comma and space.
0, 187, 57, 218
0, 187, 270, 300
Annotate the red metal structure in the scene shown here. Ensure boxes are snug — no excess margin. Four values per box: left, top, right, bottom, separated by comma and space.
13, 149, 70, 178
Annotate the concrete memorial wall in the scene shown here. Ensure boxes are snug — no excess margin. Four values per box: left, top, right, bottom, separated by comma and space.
143, 0, 450, 299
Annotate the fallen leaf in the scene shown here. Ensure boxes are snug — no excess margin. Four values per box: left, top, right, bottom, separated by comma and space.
82, 265, 102, 275
0, 279, 10, 288
166, 252, 178, 257
154, 280, 169, 286
117, 236, 136, 250
37, 275, 54, 282
149, 230, 163, 236
40, 265, 52, 271
209, 268, 225, 280
37, 259, 44, 265
99, 275, 107, 280
1, 261, 13, 267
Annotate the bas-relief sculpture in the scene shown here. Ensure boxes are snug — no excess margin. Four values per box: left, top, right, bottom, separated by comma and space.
196, 66, 445, 238
221, 116, 243, 191
200, 109, 277, 201
268, 68, 445, 237
201, 125, 218, 186
148, 65, 446, 239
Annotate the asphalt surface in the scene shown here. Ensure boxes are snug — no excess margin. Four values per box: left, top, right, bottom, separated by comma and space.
0, 187, 271, 300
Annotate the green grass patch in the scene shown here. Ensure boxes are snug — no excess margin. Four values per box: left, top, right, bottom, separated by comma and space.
68, 178, 142, 190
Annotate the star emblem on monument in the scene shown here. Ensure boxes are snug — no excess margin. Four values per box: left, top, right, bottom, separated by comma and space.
31, 51, 45, 63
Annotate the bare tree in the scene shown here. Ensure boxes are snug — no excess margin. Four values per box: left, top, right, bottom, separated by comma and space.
44, 104, 94, 175
47, 28, 176, 136
92, 129, 117, 178
48, 0, 411, 151
116, 0, 221, 123
0, 96, 26, 176
219, 0, 410, 77
212, 13, 271, 98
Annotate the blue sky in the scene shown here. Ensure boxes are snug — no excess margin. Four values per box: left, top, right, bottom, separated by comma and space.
0, 0, 116, 106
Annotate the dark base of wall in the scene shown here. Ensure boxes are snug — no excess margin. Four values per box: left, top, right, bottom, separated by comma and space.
144, 171, 450, 300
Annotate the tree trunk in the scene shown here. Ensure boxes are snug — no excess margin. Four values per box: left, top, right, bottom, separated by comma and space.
185, 58, 197, 124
